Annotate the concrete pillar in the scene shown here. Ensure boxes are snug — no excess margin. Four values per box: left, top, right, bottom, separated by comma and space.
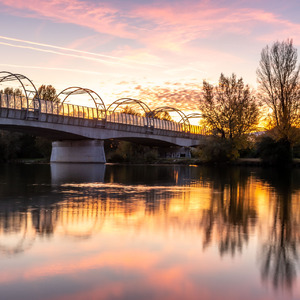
50, 140, 106, 163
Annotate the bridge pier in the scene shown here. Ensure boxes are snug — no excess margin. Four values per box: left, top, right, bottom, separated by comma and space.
50, 140, 106, 163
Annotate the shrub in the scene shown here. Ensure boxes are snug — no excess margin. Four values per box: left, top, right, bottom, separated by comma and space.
198, 137, 239, 163
293, 141, 300, 158
108, 152, 125, 163
257, 136, 292, 166
144, 150, 158, 163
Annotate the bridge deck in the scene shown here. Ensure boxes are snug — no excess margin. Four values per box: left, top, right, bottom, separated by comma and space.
0, 94, 205, 142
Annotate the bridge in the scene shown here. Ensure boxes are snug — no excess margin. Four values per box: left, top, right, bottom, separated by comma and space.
0, 71, 205, 163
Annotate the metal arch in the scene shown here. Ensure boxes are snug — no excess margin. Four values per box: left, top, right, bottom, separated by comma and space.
180, 113, 202, 123
106, 98, 152, 116
0, 71, 40, 107
184, 113, 202, 119
55, 87, 106, 119
148, 106, 191, 132
149, 106, 190, 126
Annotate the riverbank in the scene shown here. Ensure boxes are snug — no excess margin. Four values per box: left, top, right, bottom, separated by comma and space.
233, 158, 300, 167
7, 157, 300, 167
10, 158, 49, 164
121, 157, 300, 167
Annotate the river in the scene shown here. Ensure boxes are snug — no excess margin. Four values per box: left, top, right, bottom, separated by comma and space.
0, 164, 299, 300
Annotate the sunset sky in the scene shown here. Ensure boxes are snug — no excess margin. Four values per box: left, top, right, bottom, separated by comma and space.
0, 0, 299, 111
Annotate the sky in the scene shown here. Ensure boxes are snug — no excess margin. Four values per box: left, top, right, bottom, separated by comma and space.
0, 0, 299, 112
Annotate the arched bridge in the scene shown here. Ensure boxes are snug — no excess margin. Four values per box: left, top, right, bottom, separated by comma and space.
0, 72, 205, 163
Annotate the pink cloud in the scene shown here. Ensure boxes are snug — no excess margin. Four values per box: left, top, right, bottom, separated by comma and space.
0, 0, 135, 39
1, 0, 299, 51
130, 1, 300, 54
132, 3, 299, 50
23, 250, 160, 280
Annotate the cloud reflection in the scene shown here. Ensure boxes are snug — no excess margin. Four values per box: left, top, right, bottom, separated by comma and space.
0, 165, 299, 299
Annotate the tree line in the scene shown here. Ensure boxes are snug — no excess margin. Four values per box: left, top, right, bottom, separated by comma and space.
197, 39, 300, 165
0, 85, 57, 162
0, 39, 299, 165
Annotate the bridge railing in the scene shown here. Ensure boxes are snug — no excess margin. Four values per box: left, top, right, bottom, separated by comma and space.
105, 111, 206, 134
106, 111, 148, 127
0, 93, 205, 136
39, 100, 101, 120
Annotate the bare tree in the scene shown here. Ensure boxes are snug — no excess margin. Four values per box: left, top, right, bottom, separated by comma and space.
257, 39, 300, 144
199, 73, 260, 141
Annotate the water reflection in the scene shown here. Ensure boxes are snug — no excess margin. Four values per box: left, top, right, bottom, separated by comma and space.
0, 164, 299, 299
257, 169, 300, 290
199, 168, 257, 256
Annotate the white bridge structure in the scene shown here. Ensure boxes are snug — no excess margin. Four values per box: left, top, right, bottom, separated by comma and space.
0, 72, 205, 163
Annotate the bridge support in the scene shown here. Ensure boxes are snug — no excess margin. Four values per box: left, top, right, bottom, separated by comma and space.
50, 140, 106, 163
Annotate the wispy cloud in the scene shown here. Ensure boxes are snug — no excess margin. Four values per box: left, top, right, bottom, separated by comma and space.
0, 35, 164, 68
0, 63, 108, 75
0, 35, 133, 63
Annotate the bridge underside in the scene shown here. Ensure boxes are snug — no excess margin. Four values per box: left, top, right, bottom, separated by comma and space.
0, 118, 203, 147
0, 124, 191, 147
0, 124, 82, 140
0, 114, 204, 163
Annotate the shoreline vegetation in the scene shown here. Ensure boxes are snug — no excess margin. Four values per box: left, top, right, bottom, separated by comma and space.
0, 40, 299, 167
0, 129, 298, 167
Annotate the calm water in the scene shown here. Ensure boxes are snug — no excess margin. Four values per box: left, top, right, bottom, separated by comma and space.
0, 164, 300, 300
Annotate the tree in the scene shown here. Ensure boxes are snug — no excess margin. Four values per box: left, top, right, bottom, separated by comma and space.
153, 111, 172, 121
120, 105, 141, 116
36, 85, 59, 102
1, 87, 23, 96
257, 39, 300, 144
199, 73, 260, 142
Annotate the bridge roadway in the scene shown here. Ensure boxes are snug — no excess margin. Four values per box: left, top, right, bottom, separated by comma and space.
0, 94, 205, 163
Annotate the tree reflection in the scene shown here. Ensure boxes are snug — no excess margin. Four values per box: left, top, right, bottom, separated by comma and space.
0, 209, 36, 256
0, 184, 177, 255
0, 163, 299, 296
258, 169, 300, 290
200, 167, 257, 256
32, 208, 57, 236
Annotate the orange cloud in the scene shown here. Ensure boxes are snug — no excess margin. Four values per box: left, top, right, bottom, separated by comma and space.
134, 83, 202, 111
